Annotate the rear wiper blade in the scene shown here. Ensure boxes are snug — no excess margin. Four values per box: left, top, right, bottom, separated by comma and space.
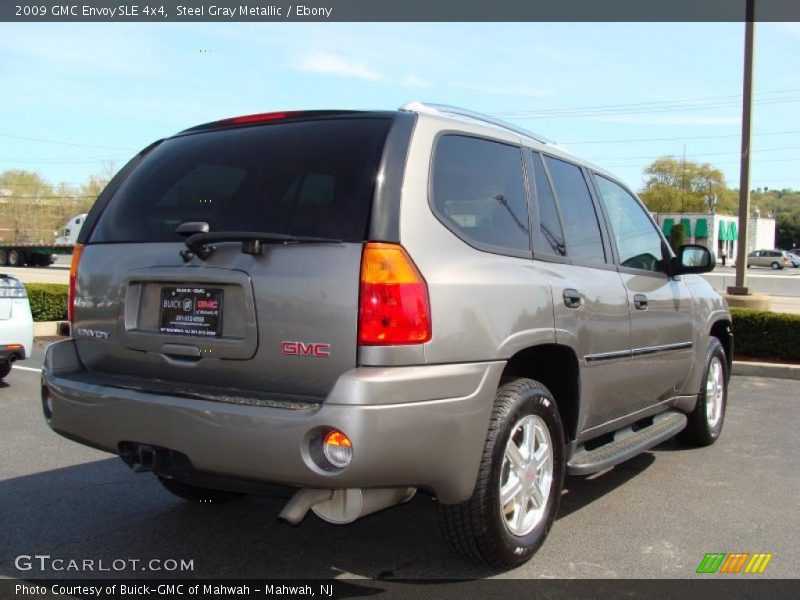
182, 231, 342, 261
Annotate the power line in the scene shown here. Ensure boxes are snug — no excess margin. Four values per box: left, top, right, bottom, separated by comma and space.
588, 145, 800, 162
0, 157, 126, 164
0, 133, 135, 151
592, 156, 800, 168
495, 95, 800, 120
562, 129, 800, 145
489, 88, 800, 117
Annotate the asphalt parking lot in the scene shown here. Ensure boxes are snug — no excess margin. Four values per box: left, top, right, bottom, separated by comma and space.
1, 342, 798, 582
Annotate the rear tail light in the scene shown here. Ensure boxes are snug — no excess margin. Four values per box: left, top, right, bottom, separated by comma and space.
68, 244, 84, 323
358, 243, 431, 345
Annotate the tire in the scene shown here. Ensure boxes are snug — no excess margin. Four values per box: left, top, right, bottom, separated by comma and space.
439, 378, 565, 567
678, 338, 727, 447
0, 362, 11, 380
8, 249, 24, 267
0, 249, 7, 266
770, 261, 781, 270
157, 476, 244, 504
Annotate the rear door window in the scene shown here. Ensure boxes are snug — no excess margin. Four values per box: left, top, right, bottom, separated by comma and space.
90, 118, 393, 243
544, 156, 606, 265
530, 152, 566, 256
431, 135, 530, 254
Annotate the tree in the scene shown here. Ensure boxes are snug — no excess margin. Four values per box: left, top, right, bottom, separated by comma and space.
776, 212, 800, 250
0, 170, 54, 242
669, 223, 686, 253
639, 157, 737, 214
0, 164, 116, 243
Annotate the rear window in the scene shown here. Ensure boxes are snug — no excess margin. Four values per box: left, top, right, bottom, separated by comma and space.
431, 135, 529, 254
90, 118, 393, 243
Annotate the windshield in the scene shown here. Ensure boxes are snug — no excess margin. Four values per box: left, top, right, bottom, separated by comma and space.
90, 117, 393, 243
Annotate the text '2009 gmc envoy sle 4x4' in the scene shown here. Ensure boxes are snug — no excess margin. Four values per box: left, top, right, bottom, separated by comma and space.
42, 103, 732, 567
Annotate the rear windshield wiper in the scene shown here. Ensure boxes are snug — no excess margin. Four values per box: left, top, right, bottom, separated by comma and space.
182, 231, 342, 261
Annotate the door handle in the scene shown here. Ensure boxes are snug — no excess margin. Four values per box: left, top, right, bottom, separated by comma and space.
633, 294, 649, 310
563, 289, 582, 309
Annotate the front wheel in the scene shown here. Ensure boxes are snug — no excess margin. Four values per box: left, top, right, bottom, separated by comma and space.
0, 362, 12, 380
679, 338, 727, 447
439, 378, 565, 567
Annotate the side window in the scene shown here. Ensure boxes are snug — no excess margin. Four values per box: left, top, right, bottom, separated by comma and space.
530, 152, 566, 256
432, 135, 530, 253
543, 156, 606, 264
595, 175, 665, 273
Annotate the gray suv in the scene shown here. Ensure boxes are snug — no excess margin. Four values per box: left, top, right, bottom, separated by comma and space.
42, 103, 731, 567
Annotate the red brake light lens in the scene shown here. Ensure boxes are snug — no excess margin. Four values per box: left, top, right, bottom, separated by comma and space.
218, 111, 303, 125
358, 243, 431, 345
68, 244, 84, 323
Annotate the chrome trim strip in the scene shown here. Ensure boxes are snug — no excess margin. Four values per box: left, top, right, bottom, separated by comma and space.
584, 349, 631, 363
585, 341, 693, 363
632, 341, 693, 357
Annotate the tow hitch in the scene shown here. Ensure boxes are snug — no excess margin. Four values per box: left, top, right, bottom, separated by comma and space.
119, 442, 180, 473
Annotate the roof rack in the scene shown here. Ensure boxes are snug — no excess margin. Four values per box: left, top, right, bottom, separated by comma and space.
400, 102, 552, 144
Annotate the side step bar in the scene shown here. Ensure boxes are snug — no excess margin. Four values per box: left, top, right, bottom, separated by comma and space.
567, 411, 687, 476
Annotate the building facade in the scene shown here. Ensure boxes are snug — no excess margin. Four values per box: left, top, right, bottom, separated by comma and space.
651, 212, 776, 265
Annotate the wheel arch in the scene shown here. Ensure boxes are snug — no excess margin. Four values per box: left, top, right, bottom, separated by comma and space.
708, 317, 733, 380
500, 343, 580, 443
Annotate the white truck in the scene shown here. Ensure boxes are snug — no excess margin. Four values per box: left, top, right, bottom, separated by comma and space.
0, 213, 87, 267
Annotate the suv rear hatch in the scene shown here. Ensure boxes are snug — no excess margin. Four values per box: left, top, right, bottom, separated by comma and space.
73, 113, 406, 403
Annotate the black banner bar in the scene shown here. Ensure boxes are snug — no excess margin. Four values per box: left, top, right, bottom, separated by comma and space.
3, 0, 800, 23
2, 579, 800, 600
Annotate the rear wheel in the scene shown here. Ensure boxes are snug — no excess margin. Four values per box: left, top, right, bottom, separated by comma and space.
0, 362, 12, 380
771, 261, 781, 270
439, 378, 565, 567
8, 249, 24, 267
679, 338, 727, 447
157, 476, 244, 504
0, 249, 7, 266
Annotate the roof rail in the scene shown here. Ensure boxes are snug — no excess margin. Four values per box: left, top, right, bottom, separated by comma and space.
399, 102, 552, 144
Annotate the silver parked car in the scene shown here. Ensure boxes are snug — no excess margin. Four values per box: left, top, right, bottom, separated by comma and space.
42, 104, 731, 567
747, 249, 793, 270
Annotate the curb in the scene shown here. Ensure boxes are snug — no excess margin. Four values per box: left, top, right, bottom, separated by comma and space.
33, 321, 69, 337
732, 360, 800, 381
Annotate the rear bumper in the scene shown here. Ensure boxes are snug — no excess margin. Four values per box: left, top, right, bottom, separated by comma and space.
43, 339, 504, 503
0, 344, 27, 362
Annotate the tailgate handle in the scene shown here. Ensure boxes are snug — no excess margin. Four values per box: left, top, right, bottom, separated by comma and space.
160, 344, 201, 359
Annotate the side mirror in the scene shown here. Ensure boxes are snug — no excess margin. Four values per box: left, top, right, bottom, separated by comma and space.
671, 244, 716, 275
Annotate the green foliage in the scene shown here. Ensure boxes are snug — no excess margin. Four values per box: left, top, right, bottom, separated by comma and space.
731, 308, 800, 360
639, 157, 735, 214
668, 223, 686, 252
0, 166, 114, 243
25, 283, 68, 322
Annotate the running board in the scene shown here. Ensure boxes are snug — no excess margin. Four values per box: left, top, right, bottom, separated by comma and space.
567, 411, 687, 476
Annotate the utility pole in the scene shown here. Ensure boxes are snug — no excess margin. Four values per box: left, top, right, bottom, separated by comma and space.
728, 0, 755, 296
681, 145, 686, 212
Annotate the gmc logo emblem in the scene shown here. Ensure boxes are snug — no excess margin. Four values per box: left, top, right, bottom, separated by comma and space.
196, 299, 218, 310
281, 341, 331, 358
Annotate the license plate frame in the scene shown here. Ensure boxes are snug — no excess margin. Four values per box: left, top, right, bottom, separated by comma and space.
159, 287, 223, 338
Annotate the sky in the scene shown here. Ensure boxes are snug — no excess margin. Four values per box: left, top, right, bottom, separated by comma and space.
1, 21, 799, 193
